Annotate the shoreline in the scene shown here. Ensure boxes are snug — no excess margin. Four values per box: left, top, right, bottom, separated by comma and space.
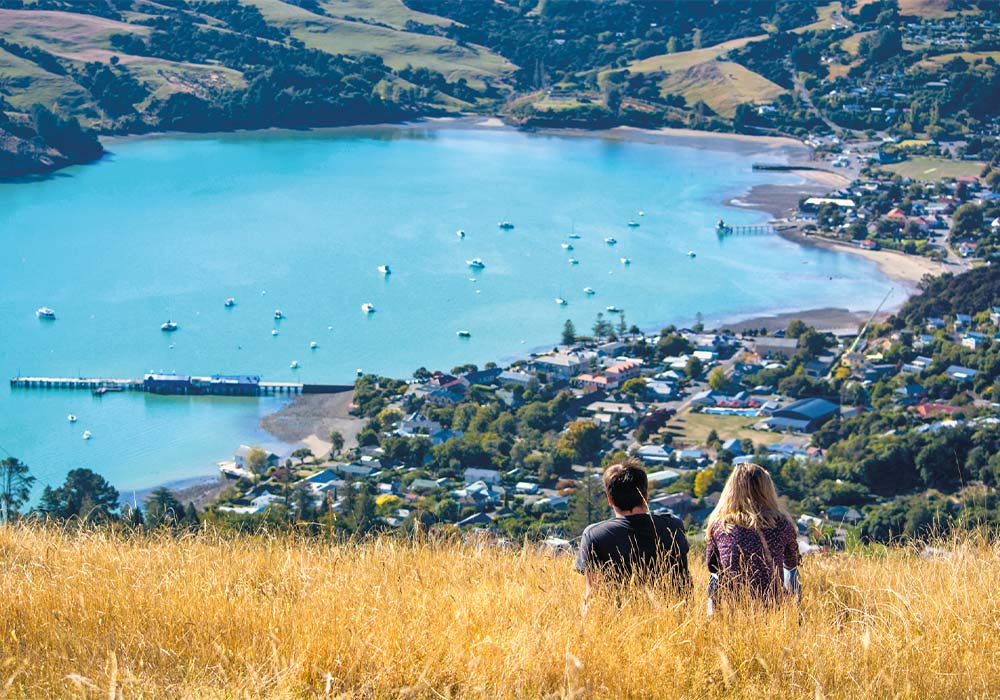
99, 117, 956, 508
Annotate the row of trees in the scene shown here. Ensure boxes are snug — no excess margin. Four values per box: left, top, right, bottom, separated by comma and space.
0, 458, 199, 530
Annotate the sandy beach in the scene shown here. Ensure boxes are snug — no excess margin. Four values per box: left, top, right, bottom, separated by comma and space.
258, 390, 363, 459
776, 227, 963, 295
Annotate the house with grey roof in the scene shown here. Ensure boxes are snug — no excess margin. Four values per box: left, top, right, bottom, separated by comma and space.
764, 397, 839, 433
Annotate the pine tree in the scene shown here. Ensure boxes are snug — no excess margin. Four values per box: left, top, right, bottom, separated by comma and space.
0, 457, 35, 523
182, 502, 200, 530
562, 319, 576, 345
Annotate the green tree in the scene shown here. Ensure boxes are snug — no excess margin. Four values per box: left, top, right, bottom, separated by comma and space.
557, 421, 603, 464
562, 319, 576, 345
245, 447, 269, 475
37, 468, 119, 522
785, 319, 807, 339
951, 203, 983, 239
707, 366, 729, 392
621, 377, 647, 400
328, 430, 345, 454
145, 487, 184, 528
182, 502, 200, 530
565, 468, 606, 537
685, 356, 703, 380
0, 457, 35, 523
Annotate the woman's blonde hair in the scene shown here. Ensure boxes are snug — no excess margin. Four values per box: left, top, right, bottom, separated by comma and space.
705, 462, 790, 533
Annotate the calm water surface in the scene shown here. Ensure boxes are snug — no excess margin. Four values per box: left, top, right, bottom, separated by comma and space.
0, 125, 897, 494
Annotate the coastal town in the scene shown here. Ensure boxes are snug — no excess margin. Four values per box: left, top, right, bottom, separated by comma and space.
204, 252, 1000, 548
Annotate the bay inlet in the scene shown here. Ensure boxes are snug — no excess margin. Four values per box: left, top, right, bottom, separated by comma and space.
0, 124, 896, 494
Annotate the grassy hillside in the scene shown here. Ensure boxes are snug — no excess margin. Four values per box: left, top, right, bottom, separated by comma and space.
3, 525, 999, 698
224, 0, 514, 89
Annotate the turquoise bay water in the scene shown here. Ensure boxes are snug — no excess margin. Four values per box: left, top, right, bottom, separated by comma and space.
0, 125, 896, 494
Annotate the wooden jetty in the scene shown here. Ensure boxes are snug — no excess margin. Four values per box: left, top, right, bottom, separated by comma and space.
715, 219, 775, 237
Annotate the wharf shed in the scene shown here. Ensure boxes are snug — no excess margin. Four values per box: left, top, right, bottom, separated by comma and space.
765, 398, 839, 433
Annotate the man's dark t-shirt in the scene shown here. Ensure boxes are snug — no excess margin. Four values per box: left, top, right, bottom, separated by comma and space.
575, 512, 691, 592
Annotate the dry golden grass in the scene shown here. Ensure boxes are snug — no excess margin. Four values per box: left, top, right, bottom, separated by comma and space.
2, 525, 1000, 698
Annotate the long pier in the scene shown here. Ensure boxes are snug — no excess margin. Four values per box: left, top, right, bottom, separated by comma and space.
716, 223, 775, 237
10, 375, 353, 396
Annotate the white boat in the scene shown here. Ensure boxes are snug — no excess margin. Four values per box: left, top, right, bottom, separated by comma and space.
620, 257, 631, 265
273, 310, 284, 320
36, 307, 56, 319
638, 210, 645, 217
561, 243, 573, 250
568, 258, 579, 265
224, 297, 236, 308
583, 287, 595, 295
361, 303, 376, 314
466, 258, 486, 269
568, 233, 581, 239
606, 305, 622, 313
457, 330, 472, 338
498, 221, 514, 230
290, 360, 300, 369
688, 250, 697, 258
82, 430, 92, 440
271, 329, 279, 336
310, 341, 318, 349
67, 414, 77, 422
377, 264, 391, 275
161, 320, 178, 332
456, 230, 466, 238
627, 220, 640, 227
605, 237, 617, 245
555, 297, 567, 306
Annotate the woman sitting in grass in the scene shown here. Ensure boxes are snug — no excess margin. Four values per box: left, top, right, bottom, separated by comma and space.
705, 462, 801, 614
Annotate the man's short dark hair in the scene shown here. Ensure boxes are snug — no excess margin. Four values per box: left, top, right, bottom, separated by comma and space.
603, 458, 648, 511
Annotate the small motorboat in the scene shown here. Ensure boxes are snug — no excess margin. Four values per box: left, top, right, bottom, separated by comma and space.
561, 243, 573, 250
377, 264, 391, 275
466, 258, 486, 269
568, 258, 579, 265
583, 287, 595, 295
606, 305, 622, 313
224, 297, 236, 308
456, 230, 466, 239
456, 330, 472, 338
161, 320, 178, 332
361, 303, 376, 314
273, 310, 284, 320
620, 257, 631, 265
36, 307, 56, 319
498, 221, 514, 230
67, 414, 77, 422
688, 250, 697, 258
290, 360, 300, 369
638, 210, 645, 217
627, 220, 640, 227
271, 329, 279, 336
555, 297, 567, 306
82, 430, 92, 440
310, 341, 318, 349
568, 233, 581, 239
605, 237, 617, 245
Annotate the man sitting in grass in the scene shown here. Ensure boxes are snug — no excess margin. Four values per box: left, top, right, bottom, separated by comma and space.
575, 458, 691, 605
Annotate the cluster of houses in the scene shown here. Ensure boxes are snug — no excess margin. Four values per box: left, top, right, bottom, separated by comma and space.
797, 172, 999, 256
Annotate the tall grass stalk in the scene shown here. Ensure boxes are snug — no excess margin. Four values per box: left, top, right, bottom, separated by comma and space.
1, 525, 998, 698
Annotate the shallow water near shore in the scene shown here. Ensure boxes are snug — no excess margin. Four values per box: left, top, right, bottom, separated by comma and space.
0, 125, 896, 494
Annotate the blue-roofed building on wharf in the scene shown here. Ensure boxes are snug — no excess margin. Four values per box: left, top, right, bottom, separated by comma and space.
144, 374, 192, 394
